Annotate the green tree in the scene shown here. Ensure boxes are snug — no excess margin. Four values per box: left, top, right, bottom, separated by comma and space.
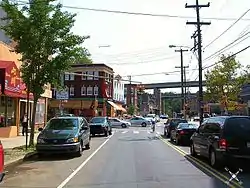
72, 47, 92, 64
1, 0, 91, 146
162, 92, 181, 117
127, 105, 135, 115
205, 54, 243, 103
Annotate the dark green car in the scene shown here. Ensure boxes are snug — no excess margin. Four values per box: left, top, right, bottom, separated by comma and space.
89, 117, 112, 137
36, 116, 91, 157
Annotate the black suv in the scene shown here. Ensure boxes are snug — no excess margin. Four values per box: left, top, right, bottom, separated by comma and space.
190, 116, 250, 168
89, 117, 112, 136
164, 118, 188, 138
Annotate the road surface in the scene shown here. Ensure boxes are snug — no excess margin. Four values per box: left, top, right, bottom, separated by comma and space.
1, 123, 249, 188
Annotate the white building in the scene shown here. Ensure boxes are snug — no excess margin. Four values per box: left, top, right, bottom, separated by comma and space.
113, 75, 125, 103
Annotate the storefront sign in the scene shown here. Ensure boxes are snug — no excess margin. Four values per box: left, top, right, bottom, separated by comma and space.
56, 89, 69, 100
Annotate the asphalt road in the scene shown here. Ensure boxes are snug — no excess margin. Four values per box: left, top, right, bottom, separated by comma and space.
1, 122, 250, 188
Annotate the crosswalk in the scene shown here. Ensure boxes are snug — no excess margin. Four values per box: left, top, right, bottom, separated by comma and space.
114, 129, 161, 136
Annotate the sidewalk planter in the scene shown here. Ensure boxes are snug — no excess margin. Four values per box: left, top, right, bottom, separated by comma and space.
0, 126, 17, 138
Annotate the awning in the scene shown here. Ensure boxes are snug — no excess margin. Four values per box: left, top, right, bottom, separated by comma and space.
0, 61, 32, 98
116, 104, 127, 112
107, 101, 126, 112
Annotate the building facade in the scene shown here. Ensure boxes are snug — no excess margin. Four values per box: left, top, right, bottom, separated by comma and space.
113, 75, 125, 103
124, 84, 138, 110
49, 64, 118, 119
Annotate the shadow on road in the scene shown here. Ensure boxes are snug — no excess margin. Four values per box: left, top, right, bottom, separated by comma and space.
23, 153, 76, 163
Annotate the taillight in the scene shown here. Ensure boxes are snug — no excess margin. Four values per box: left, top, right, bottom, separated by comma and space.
179, 130, 185, 135
219, 139, 227, 149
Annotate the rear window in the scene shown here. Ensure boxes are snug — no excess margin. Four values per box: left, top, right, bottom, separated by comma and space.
171, 119, 188, 126
224, 117, 250, 137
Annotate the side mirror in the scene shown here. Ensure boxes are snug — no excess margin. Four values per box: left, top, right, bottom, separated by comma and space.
38, 127, 43, 132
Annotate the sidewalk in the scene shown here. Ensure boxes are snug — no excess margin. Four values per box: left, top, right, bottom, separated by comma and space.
1, 134, 39, 149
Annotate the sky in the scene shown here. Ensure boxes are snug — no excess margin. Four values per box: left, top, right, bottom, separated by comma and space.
60, 0, 249, 93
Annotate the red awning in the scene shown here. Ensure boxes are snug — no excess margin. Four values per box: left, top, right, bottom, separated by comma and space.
0, 60, 32, 98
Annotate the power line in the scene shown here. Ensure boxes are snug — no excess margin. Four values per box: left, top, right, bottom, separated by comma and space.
203, 9, 250, 50
11, 0, 250, 21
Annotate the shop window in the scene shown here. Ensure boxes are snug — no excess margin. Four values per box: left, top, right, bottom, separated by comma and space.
0, 96, 16, 127
35, 101, 45, 124
69, 73, 75, 80
81, 85, 86, 96
87, 71, 93, 80
94, 71, 99, 80
82, 71, 87, 80
69, 86, 74, 96
94, 85, 99, 96
65, 73, 69, 80
87, 86, 93, 96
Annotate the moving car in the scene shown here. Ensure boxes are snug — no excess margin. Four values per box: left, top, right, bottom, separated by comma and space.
36, 116, 91, 157
0, 140, 4, 182
190, 116, 250, 168
109, 118, 131, 128
89, 117, 112, 136
129, 116, 151, 127
170, 122, 199, 145
164, 118, 188, 138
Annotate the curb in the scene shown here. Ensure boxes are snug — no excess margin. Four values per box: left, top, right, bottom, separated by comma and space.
4, 151, 38, 172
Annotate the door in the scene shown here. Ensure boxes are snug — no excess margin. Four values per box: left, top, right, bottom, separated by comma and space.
81, 118, 90, 145
110, 118, 120, 127
130, 117, 140, 126
193, 123, 206, 155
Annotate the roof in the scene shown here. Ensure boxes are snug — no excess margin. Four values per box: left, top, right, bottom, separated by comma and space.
71, 63, 113, 71
52, 116, 80, 120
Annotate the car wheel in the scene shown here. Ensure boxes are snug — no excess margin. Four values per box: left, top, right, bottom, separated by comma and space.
170, 135, 174, 142
164, 129, 167, 136
85, 141, 90, 150
108, 130, 112, 135
121, 123, 126, 128
141, 122, 146, 127
209, 148, 220, 168
104, 130, 108, 137
176, 137, 180, 145
190, 143, 197, 157
76, 141, 83, 157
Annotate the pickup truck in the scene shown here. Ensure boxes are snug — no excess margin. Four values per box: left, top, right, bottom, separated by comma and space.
0, 140, 5, 182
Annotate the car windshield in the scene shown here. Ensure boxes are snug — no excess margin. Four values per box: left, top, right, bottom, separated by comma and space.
45, 119, 78, 130
224, 117, 250, 138
90, 117, 106, 123
178, 123, 198, 129
171, 119, 187, 126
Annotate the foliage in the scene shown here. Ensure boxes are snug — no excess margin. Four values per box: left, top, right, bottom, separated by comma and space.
205, 54, 249, 103
162, 92, 181, 117
71, 47, 92, 64
1, 0, 91, 145
127, 105, 135, 115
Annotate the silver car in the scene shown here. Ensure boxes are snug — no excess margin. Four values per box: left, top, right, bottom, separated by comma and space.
129, 117, 151, 127
109, 118, 131, 128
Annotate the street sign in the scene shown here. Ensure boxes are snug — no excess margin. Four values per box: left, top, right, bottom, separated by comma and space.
56, 89, 69, 100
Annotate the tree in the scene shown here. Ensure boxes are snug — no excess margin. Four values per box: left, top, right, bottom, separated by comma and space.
1, 0, 91, 146
162, 92, 181, 116
127, 105, 135, 115
72, 47, 92, 64
205, 54, 245, 105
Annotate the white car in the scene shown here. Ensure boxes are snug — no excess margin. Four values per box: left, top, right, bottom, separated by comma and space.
109, 118, 131, 128
129, 117, 152, 127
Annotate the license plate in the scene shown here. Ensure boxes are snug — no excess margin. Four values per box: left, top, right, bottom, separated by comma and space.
247, 142, 250, 148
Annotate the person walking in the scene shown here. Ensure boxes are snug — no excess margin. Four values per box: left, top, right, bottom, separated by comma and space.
21, 113, 28, 136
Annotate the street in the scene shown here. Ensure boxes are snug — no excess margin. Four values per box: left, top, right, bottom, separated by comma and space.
1, 123, 250, 188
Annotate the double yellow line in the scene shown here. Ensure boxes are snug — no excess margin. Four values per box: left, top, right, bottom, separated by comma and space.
159, 135, 243, 188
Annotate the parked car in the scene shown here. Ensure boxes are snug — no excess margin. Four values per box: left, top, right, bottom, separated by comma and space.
36, 116, 91, 157
129, 116, 152, 127
170, 122, 199, 145
160, 115, 168, 119
109, 118, 131, 128
164, 118, 188, 138
190, 116, 250, 168
89, 117, 112, 136
0, 140, 4, 183
155, 115, 160, 122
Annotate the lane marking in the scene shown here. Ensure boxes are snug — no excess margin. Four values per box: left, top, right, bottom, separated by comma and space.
158, 136, 243, 188
121, 131, 128, 134
57, 134, 114, 188
133, 131, 139, 134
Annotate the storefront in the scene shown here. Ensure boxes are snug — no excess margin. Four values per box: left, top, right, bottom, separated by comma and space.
107, 101, 127, 117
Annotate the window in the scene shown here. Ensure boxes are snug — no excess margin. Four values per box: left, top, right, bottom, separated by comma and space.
82, 71, 87, 80
87, 86, 93, 96
94, 85, 99, 96
35, 100, 45, 124
225, 117, 250, 138
94, 71, 99, 80
87, 71, 93, 80
0, 96, 16, 127
105, 73, 109, 82
65, 73, 69, 80
69, 86, 74, 96
81, 85, 86, 96
69, 73, 74, 80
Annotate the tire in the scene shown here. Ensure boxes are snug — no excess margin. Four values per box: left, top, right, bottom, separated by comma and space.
76, 141, 83, 157
108, 130, 112, 135
121, 124, 126, 128
85, 142, 90, 150
176, 137, 180, 145
104, 130, 108, 137
190, 143, 197, 157
141, 122, 146, 127
170, 136, 174, 142
209, 148, 221, 168
164, 130, 167, 136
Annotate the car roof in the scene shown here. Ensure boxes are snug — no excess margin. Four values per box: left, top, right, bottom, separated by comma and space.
52, 116, 80, 120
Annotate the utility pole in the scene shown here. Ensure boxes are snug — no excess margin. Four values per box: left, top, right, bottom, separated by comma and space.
186, 0, 211, 124
174, 49, 188, 112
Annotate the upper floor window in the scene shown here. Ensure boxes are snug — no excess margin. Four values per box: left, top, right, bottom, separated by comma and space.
94, 71, 99, 80
94, 85, 99, 96
81, 85, 86, 96
87, 86, 93, 96
87, 71, 93, 80
65, 73, 69, 80
69, 85, 74, 96
82, 71, 87, 80
105, 73, 109, 82
69, 73, 74, 80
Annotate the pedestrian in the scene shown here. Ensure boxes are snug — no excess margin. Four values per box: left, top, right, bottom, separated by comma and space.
21, 113, 28, 136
